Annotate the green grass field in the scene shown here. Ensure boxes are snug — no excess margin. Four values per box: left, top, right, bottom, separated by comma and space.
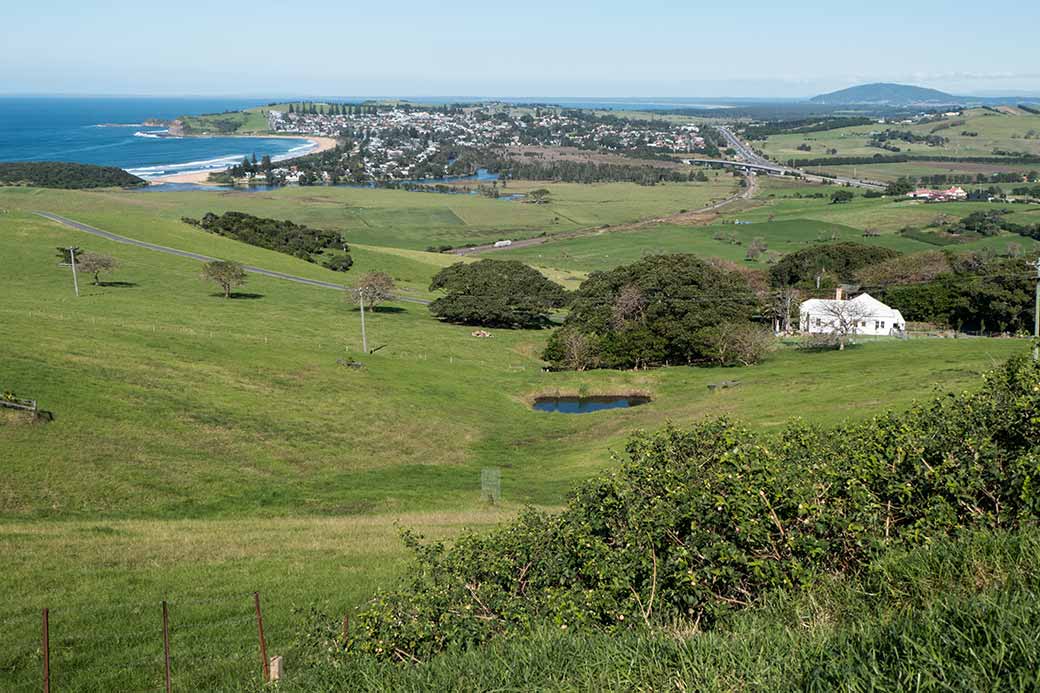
1, 178, 1036, 690
0, 176, 737, 254
759, 108, 1040, 163
500, 177, 1040, 273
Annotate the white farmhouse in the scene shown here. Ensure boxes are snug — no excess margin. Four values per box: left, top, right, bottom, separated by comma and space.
800, 290, 906, 337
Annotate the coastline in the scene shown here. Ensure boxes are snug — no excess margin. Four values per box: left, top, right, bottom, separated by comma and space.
147, 135, 338, 185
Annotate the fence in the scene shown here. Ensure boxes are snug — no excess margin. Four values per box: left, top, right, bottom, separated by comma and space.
1, 591, 297, 692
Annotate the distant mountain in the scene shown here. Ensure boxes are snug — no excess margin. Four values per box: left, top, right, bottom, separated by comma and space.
811, 83, 959, 106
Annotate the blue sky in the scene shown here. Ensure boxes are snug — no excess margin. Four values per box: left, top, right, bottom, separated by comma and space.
3, 0, 1039, 97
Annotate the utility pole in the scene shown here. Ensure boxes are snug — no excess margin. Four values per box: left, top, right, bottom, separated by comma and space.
1033, 257, 1040, 362
69, 246, 80, 297
359, 289, 368, 354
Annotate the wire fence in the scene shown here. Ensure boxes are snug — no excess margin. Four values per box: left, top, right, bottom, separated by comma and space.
1, 591, 294, 692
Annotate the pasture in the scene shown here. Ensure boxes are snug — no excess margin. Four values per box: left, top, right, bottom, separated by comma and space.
0, 180, 1034, 690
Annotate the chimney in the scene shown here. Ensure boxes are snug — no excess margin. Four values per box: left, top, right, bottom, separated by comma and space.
835, 287, 844, 301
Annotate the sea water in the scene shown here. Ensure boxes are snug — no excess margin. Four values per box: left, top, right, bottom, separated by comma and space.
0, 96, 317, 180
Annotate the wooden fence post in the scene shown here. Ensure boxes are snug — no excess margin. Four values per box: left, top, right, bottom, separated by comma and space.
42, 608, 50, 693
253, 592, 270, 683
162, 600, 172, 693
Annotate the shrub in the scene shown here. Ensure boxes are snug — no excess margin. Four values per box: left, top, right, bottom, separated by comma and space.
323, 253, 354, 272
342, 355, 1040, 661
700, 322, 776, 366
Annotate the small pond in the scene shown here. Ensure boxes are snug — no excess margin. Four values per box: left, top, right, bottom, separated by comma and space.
532, 395, 650, 414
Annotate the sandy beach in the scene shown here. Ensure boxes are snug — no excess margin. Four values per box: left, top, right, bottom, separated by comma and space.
148, 135, 338, 185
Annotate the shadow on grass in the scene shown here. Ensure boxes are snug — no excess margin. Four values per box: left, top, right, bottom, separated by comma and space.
350, 306, 408, 314
96, 281, 138, 288
209, 292, 265, 300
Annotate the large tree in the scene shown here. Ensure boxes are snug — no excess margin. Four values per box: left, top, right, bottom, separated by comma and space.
544, 254, 759, 370
201, 260, 247, 299
428, 260, 568, 328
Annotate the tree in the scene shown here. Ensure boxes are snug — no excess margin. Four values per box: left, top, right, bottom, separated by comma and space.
527, 188, 551, 204
348, 271, 396, 310
770, 286, 801, 334
813, 299, 870, 351
830, 189, 854, 204
769, 243, 900, 288
745, 237, 767, 261
544, 254, 759, 370
75, 252, 118, 285
429, 260, 568, 328
201, 260, 246, 298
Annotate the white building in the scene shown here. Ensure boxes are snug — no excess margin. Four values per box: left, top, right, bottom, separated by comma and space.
800, 290, 906, 336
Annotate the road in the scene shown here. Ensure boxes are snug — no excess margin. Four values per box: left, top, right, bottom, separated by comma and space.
714, 125, 886, 191
33, 211, 432, 304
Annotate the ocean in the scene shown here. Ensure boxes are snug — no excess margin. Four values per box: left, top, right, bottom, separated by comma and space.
0, 97, 319, 180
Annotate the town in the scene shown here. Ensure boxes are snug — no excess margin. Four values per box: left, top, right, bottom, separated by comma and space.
243, 103, 712, 184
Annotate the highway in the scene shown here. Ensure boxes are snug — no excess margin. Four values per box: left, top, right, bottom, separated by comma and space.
33, 211, 432, 304
714, 125, 886, 191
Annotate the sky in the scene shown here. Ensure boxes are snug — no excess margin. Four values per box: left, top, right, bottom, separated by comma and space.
3, 0, 1039, 98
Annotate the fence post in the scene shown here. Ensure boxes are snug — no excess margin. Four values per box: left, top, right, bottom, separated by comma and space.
42, 608, 50, 693
253, 592, 270, 683
162, 600, 172, 693
341, 614, 349, 643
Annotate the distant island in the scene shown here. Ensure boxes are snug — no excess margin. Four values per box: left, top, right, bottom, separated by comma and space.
0, 162, 146, 189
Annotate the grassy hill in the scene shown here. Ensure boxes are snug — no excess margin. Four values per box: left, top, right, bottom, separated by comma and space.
0, 179, 1036, 690
759, 108, 1040, 170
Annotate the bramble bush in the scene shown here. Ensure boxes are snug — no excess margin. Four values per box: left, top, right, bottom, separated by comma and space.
340, 355, 1040, 661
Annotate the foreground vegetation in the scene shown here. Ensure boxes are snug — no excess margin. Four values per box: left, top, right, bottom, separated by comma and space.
287, 528, 1040, 691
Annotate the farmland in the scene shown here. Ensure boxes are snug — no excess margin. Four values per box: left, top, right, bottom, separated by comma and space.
757, 108, 1040, 164
0, 178, 1033, 690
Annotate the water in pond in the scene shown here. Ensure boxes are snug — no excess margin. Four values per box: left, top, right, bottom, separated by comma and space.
532, 396, 650, 414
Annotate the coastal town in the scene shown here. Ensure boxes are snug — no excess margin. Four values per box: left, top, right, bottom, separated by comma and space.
238, 103, 714, 184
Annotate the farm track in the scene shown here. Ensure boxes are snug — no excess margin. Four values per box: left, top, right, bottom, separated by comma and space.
33, 211, 432, 304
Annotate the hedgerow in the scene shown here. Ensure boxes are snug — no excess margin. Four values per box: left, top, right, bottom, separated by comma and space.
343, 354, 1040, 661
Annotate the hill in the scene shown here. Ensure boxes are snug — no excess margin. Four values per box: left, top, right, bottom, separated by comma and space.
811, 83, 958, 106
0, 161, 145, 189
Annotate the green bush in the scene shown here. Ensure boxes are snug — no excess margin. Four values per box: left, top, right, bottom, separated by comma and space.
340, 355, 1040, 661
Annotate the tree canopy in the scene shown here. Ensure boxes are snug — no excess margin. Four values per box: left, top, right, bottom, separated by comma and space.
428, 260, 568, 328
544, 254, 759, 370
184, 212, 347, 264
769, 242, 900, 288
0, 162, 145, 189
200, 260, 247, 299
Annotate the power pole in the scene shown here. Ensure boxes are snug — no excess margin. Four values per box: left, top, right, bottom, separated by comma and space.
69, 246, 80, 297
359, 289, 368, 354
1033, 257, 1040, 362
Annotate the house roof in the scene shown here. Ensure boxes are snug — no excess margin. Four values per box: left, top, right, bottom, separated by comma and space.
800, 292, 905, 321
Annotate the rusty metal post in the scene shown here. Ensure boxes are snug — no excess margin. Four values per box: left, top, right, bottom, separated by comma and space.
162, 600, 172, 693
253, 592, 270, 683
42, 608, 50, 693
